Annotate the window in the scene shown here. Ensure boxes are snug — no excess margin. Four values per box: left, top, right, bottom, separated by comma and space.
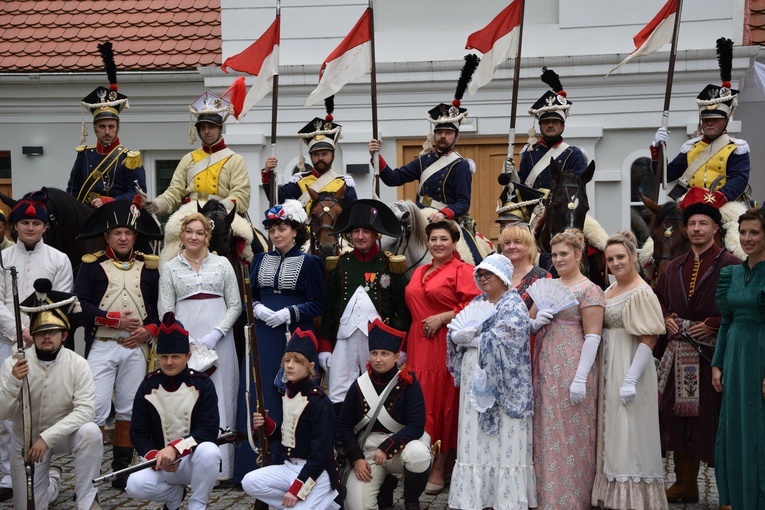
155, 159, 180, 194
629, 157, 655, 245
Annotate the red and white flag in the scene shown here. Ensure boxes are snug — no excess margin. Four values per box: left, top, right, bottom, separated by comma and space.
465, 1, 523, 96
305, 9, 372, 107
607, 0, 679, 76
221, 17, 280, 120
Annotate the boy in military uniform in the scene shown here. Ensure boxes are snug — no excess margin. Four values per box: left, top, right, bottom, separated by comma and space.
67, 42, 146, 207
73, 199, 164, 490
339, 319, 431, 510
319, 199, 410, 408
126, 312, 221, 510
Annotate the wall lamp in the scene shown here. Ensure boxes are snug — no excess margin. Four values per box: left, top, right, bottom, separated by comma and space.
22, 146, 44, 156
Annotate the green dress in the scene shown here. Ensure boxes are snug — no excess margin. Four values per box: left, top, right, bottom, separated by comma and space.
713, 261, 765, 508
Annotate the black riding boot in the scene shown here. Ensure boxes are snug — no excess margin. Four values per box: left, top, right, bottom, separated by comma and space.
403, 467, 431, 510
111, 446, 134, 491
377, 473, 399, 509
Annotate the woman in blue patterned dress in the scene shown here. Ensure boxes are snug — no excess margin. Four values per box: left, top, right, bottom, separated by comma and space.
233, 200, 325, 481
446, 254, 536, 509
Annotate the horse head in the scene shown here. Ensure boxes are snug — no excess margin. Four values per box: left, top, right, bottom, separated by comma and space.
544, 159, 594, 243
642, 195, 688, 281
199, 199, 236, 259
308, 186, 345, 260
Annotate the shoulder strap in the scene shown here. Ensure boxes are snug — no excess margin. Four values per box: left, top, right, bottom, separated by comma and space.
678, 134, 732, 186
417, 152, 460, 196
354, 370, 401, 446
524, 142, 569, 187
76, 146, 128, 203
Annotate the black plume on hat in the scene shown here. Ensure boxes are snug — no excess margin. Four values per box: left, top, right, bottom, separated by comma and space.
98, 41, 118, 90
454, 54, 480, 105
541, 67, 564, 94
717, 37, 733, 85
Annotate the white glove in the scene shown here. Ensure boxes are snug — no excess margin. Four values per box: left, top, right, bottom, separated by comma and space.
143, 200, 158, 214
289, 173, 303, 183
318, 352, 331, 370
530, 308, 554, 333
570, 333, 601, 405
342, 175, 356, 188
397, 351, 407, 367
620, 343, 654, 406
652, 127, 669, 147
450, 326, 479, 346
265, 308, 291, 328
253, 304, 274, 322
196, 329, 223, 349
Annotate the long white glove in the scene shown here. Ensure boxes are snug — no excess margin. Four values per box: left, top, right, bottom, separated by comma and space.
652, 127, 669, 147
620, 343, 654, 406
570, 333, 601, 405
196, 329, 223, 349
397, 351, 407, 367
530, 308, 554, 334
265, 308, 291, 328
253, 304, 274, 322
318, 352, 331, 370
450, 326, 479, 346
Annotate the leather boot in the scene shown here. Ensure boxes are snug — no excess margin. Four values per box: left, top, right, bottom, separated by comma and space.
665, 450, 700, 503
377, 473, 398, 509
111, 420, 134, 491
403, 466, 431, 510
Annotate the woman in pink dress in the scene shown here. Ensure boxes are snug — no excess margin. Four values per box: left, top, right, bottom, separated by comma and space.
404, 220, 480, 494
530, 229, 604, 510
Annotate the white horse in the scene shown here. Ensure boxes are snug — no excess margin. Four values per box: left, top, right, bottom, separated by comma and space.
380, 200, 494, 278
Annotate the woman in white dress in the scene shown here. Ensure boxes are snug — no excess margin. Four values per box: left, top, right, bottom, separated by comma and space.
591, 231, 668, 509
446, 253, 536, 510
159, 212, 243, 481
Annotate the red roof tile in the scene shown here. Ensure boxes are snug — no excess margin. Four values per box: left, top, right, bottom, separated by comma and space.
0, 0, 221, 73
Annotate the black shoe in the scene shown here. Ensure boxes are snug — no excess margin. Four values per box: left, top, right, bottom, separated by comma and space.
0, 487, 12, 502
403, 467, 431, 510
377, 473, 398, 509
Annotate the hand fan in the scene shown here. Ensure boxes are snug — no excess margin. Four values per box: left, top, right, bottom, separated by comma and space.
449, 300, 497, 331
526, 279, 578, 314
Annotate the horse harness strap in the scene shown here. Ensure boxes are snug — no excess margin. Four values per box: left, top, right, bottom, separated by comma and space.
76, 145, 129, 203
524, 142, 569, 187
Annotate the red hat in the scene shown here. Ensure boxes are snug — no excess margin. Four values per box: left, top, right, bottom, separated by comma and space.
679, 186, 725, 225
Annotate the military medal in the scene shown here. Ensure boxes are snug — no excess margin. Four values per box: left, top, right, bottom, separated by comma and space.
364, 272, 377, 291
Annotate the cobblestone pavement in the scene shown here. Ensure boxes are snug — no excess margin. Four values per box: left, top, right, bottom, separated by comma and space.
0, 449, 721, 509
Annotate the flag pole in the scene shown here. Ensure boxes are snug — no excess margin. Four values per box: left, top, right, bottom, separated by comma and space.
368, 0, 381, 197
268, 0, 281, 210
505, 0, 526, 180
655, 0, 683, 201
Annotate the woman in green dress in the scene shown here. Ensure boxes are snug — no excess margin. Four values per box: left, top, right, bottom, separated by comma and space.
713, 206, 765, 509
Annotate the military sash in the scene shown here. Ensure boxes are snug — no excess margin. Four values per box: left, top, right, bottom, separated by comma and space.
185, 148, 234, 184
417, 151, 460, 197
353, 371, 404, 434
297, 169, 340, 206
76, 145, 129, 203
524, 142, 569, 187
678, 134, 731, 187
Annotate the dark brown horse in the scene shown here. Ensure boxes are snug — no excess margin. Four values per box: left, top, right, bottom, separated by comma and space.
535, 159, 607, 289
640, 195, 688, 285
307, 185, 346, 260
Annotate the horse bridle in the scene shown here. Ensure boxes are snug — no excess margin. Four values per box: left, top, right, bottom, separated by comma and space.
654, 208, 684, 269
546, 183, 586, 237
310, 195, 342, 252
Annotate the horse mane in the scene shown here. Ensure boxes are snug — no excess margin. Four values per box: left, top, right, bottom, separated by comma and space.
395, 200, 428, 249
41, 187, 97, 269
650, 201, 681, 229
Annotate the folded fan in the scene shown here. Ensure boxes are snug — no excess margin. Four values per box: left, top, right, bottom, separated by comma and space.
449, 300, 497, 332
526, 279, 578, 314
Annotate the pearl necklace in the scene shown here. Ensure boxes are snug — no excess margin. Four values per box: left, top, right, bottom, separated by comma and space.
183, 251, 207, 265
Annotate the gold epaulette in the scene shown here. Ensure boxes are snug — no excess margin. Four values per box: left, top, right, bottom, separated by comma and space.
325, 256, 339, 272
75, 145, 89, 153
136, 252, 159, 270
124, 150, 142, 170
81, 250, 105, 264
385, 251, 407, 274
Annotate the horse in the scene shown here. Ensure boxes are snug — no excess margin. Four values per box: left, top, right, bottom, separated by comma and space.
380, 200, 494, 277
638, 194, 746, 285
533, 159, 609, 289
307, 185, 346, 260
0, 187, 103, 276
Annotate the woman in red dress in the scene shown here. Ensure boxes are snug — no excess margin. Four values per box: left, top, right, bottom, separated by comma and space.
403, 220, 480, 494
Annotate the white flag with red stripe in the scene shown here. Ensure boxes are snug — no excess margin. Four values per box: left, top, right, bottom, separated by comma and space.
305, 9, 372, 107
466, 1, 523, 96
221, 17, 280, 120
607, 0, 679, 76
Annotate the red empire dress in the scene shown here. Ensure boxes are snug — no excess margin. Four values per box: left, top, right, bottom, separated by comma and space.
404, 256, 480, 452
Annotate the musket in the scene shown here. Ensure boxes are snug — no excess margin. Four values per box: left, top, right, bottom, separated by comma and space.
93, 428, 236, 485
0, 249, 35, 509
240, 264, 270, 510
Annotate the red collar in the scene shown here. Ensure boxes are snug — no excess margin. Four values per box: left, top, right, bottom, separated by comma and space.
96, 138, 120, 155
202, 138, 227, 154
106, 245, 134, 262
353, 243, 381, 261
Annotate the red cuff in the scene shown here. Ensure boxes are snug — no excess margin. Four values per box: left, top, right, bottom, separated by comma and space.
145, 449, 159, 461
264, 415, 277, 436
378, 155, 388, 169
261, 169, 272, 184
288, 479, 304, 499
440, 208, 455, 220
649, 145, 660, 160
100, 197, 114, 205
168, 437, 193, 457
95, 311, 120, 329
318, 337, 332, 353
144, 323, 159, 338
